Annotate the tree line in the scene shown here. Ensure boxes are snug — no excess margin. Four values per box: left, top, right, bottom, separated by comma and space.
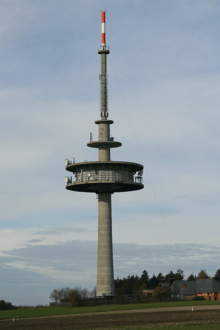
0, 300, 17, 311
114, 268, 218, 295
50, 286, 96, 305
50, 268, 220, 304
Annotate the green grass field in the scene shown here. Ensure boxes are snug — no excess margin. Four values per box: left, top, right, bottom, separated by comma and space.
0, 300, 220, 320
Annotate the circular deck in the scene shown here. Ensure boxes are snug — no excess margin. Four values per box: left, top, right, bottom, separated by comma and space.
95, 119, 113, 125
65, 161, 144, 193
66, 181, 143, 193
66, 161, 143, 173
87, 141, 122, 148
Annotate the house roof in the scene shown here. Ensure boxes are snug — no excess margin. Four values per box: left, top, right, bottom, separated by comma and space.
159, 282, 170, 288
171, 280, 196, 295
196, 279, 220, 293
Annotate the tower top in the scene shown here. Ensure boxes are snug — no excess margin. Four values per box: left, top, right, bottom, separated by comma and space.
101, 10, 107, 49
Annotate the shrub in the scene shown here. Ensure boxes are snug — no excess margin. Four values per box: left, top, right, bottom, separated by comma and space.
191, 296, 206, 301
152, 286, 170, 299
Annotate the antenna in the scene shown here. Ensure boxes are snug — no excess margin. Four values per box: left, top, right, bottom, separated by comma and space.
65, 159, 71, 166
101, 10, 107, 48
90, 132, 93, 142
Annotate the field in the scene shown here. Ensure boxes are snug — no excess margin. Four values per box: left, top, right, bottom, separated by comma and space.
1, 301, 220, 329
1, 309, 220, 329
1, 300, 220, 320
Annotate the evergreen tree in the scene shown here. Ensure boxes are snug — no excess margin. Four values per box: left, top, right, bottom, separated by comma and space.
164, 271, 175, 284
187, 273, 197, 281
139, 270, 149, 287
148, 274, 159, 289
214, 269, 220, 282
197, 269, 210, 279
157, 272, 165, 283
175, 269, 184, 280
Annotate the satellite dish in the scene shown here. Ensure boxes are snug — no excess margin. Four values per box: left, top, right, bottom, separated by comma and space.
65, 176, 72, 184
65, 159, 71, 166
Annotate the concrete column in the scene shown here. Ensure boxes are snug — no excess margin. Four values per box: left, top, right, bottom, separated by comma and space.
97, 193, 114, 297
99, 123, 110, 141
99, 148, 110, 161
98, 122, 110, 161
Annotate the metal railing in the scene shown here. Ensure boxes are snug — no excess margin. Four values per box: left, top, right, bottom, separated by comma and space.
75, 169, 133, 183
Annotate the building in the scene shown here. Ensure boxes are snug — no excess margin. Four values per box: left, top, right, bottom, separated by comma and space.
65, 11, 144, 297
196, 279, 220, 301
171, 279, 220, 301
141, 289, 154, 298
171, 280, 196, 300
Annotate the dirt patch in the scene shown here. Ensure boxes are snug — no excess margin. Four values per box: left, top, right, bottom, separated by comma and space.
2, 310, 220, 330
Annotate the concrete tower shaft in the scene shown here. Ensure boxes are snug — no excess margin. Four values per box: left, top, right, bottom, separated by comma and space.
97, 193, 114, 296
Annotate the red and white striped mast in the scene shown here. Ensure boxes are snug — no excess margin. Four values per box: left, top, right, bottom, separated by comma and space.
101, 10, 106, 48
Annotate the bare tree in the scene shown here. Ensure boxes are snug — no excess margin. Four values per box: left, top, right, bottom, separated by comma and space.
90, 286, 96, 298
50, 289, 60, 303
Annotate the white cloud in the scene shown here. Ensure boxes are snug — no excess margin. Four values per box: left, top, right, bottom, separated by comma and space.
1, 236, 220, 303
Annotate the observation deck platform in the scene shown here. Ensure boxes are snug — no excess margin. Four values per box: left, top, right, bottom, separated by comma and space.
65, 161, 144, 194
87, 141, 122, 148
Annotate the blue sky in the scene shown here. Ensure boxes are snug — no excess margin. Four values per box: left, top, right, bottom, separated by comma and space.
1, 0, 220, 305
